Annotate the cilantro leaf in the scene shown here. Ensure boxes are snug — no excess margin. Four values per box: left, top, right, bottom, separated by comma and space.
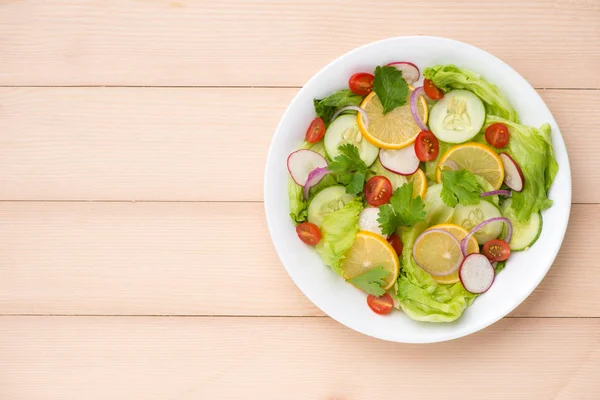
373, 65, 409, 114
377, 182, 426, 236
347, 266, 389, 296
313, 90, 364, 126
328, 144, 368, 195
440, 170, 482, 207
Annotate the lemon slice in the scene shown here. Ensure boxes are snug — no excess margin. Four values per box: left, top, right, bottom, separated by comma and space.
436, 143, 504, 189
342, 231, 400, 290
427, 223, 479, 284
409, 169, 427, 198
358, 87, 428, 149
412, 229, 463, 276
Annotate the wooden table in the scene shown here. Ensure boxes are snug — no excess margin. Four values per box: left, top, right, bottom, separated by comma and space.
0, 1, 598, 398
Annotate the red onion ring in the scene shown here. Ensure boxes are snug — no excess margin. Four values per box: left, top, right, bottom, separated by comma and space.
460, 217, 513, 256
303, 167, 330, 199
410, 87, 428, 131
412, 228, 464, 276
331, 106, 369, 127
481, 190, 511, 197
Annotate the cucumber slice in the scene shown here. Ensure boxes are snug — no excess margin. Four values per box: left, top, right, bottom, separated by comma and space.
452, 201, 502, 244
501, 199, 543, 251
324, 114, 379, 166
428, 90, 486, 143
307, 185, 355, 227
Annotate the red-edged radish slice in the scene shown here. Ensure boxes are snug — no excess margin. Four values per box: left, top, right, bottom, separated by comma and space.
358, 207, 383, 236
459, 253, 496, 294
386, 62, 420, 85
287, 149, 328, 186
379, 146, 420, 176
500, 153, 525, 192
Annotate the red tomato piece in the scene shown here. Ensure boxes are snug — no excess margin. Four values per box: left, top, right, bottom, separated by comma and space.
367, 293, 394, 315
482, 239, 510, 262
485, 122, 510, 148
305, 117, 326, 143
296, 222, 322, 246
387, 233, 403, 256
423, 79, 444, 100
414, 130, 439, 162
349, 72, 375, 96
364, 176, 393, 206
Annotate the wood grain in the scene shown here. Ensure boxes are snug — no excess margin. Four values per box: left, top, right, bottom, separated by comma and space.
0, 201, 593, 317
0, 0, 599, 88
0, 316, 598, 400
0, 88, 596, 202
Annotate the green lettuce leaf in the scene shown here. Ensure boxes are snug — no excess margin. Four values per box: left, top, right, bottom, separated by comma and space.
423, 65, 518, 122
485, 116, 558, 222
289, 178, 308, 224
396, 223, 477, 322
315, 199, 363, 276
313, 90, 364, 126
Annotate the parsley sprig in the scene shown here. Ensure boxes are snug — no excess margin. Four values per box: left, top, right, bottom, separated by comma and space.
327, 144, 369, 195
377, 183, 426, 236
440, 170, 483, 207
347, 266, 389, 296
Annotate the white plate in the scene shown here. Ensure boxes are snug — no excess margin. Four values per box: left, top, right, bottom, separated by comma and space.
264, 37, 571, 343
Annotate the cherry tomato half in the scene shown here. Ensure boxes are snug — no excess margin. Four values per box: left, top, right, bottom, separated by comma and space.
364, 176, 393, 207
485, 122, 510, 148
388, 233, 403, 256
483, 239, 511, 262
414, 130, 439, 162
296, 222, 322, 246
367, 293, 394, 315
305, 117, 326, 144
349, 72, 375, 96
423, 79, 444, 100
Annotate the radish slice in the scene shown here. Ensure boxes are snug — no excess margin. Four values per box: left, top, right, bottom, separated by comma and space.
500, 153, 525, 192
303, 167, 330, 199
331, 106, 369, 127
461, 217, 512, 256
459, 254, 496, 294
358, 207, 383, 236
386, 61, 420, 84
410, 87, 429, 132
379, 146, 420, 176
287, 149, 328, 186
481, 189, 511, 197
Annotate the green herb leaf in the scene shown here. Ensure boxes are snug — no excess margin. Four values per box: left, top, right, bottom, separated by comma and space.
313, 90, 364, 126
373, 65, 409, 114
377, 182, 426, 236
347, 266, 389, 296
328, 144, 369, 195
440, 170, 482, 207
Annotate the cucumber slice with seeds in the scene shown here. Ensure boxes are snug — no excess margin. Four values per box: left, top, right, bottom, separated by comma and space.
429, 90, 486, 143
452, 201, 503, 244
307, 185, 355, 227
324, 115, 379, 166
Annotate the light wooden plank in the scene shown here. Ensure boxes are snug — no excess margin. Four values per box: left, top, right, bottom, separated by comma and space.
0, 0, 598, 88
0, 316, 597, 399
0, 88, 596, 202
0, 202, 595, 317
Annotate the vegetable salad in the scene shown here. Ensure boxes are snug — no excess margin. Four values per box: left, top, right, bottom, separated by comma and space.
287, 62, 558, 321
